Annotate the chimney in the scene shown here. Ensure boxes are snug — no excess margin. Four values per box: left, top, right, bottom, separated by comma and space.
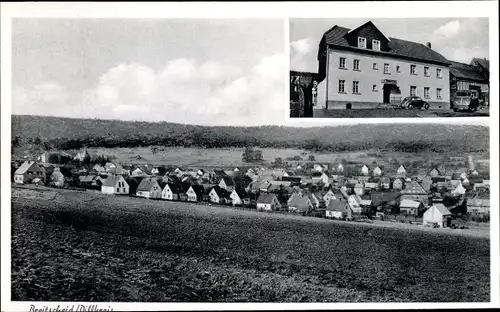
426, 42, 432, 49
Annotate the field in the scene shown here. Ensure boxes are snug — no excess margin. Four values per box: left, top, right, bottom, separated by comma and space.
11, 187, 490, 302
312, 108, 490, 118
63, 146, 489, 174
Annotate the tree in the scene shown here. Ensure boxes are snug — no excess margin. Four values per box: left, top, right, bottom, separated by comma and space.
308, 155, 316, 161
274, 157, 285, 167
242, 147, 263, 163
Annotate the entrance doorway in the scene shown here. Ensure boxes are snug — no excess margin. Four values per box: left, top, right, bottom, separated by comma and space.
346, 103, 352, 109
383, 84, 401, 104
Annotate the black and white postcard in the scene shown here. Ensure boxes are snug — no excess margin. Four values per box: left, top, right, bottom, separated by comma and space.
1, 2, 498, 311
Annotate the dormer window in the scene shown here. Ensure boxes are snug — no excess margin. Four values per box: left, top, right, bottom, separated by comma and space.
358, 37, 367, 49
372, 40, 380, 51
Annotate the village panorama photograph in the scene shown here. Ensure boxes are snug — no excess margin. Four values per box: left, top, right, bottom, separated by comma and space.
290, 18, 490, 118
7, 17, 492, 304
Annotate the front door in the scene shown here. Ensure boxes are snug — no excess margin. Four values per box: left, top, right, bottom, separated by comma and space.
383, 84, 391, 103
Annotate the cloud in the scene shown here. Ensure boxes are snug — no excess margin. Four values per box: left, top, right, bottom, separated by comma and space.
290, 38, 313, 55
290, 38, 317, 72
432, 20, 461, 40
13, 55, 286, 126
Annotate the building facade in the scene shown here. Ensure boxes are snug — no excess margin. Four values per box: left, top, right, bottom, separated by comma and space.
317, 21, 451, 109
449, 59, 489, 105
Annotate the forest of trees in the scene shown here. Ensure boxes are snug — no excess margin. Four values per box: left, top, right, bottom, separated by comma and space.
11, 115, 490, 154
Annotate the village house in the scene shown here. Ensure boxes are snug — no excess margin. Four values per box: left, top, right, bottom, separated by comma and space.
162, 183, 183, 201
466, 195, 490, 214
364, 181, 379, 191
354, 183, 365, 196
373, 166, 382, 176
423, 204, 452, 228
101, 175, 129, 195
396, 165, 407, 177
360, 165, 369, 176
79, 175, 97, 189
326, 198, 352, 219
392, 178, 404, 190
449, 59, 489, 105
13, 161, 45, 184
371, 191, 401, 213
399, 199, 424, 216
230, 189, 250, 206
187, 185, 205, 202
316, 20, 450, 110
104, 162, 117, 172
401, 181, 428, 205
430, 168, 441, 178
136, 178, 162, 199
208, 186, 231, 204
451, 182, 467, 196
419, 177, 433, 193
287, 193, 314, 213
219, 176, 236, 192
379, 177, 391, 190
347, 195, 363, 214
256, 193, 281, 211
50, 167, 67, 187
92, 164, 106, 173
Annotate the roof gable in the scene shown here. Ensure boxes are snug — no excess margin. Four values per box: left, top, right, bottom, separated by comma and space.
322, 23, 450, 65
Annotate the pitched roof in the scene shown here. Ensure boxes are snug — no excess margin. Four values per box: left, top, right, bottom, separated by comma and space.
322, 24, 450, 65
257, 193, 277, 204
102, 175, 123, 187
190, 185, 205, 197
449, 61, 486, 82
137, 178, 159, 191
220, 176, 235, 186
371, 191, 401, 207
165, 183, 183, 193
402, 181, 427, 194
79, 175, 96, 183
14, 161, 40, 175
326, 199, 347, 212
471, 57, 489, 71
400, 199, 422, 209
288, 193, 312, 209
233, 188, 249, 199
211, 186, 230, 198
433, 204, 452, 216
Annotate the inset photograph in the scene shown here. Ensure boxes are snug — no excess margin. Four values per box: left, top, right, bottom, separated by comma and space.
290, 18, 490, 118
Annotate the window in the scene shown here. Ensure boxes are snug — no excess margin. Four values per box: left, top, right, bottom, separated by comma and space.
436, 68, 442, 78
372, 84, 378, 92
373, 63, 378, 70
372, 40, 380, 51
410, 86, 417, 97
338, 80, 345, 93
396, 65, 400, 72
339, 57, 346, 69
424, 87, 430, 99
424, 66, 430, 77
358, 37, 366, 48
410, 65, 417, 75
384, 63, 390, 74
353, 81, 360, 94
437, 88, 442, 99
353, 59, 360, 70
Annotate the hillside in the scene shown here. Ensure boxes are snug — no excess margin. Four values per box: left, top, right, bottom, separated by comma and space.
11, 115, 489, 153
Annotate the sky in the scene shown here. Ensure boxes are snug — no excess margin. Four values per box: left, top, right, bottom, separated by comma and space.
11, 19, 285, 126
290, 18, 489, 73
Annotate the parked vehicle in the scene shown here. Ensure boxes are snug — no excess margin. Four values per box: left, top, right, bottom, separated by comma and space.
452, 91, 479, 112
400, 96, 430, 110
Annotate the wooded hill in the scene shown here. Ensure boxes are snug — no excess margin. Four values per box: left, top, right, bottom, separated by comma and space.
11, 115, 489, 153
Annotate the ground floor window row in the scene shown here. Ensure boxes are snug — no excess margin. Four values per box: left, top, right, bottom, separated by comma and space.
338, 80, 442, 99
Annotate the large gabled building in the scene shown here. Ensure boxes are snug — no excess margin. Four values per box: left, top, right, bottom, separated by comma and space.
449, 58, 489, 105
317, 21, 451, 110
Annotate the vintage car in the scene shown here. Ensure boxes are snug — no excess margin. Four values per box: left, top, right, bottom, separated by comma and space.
452, 90, 479, 112
400, 96, 430, 110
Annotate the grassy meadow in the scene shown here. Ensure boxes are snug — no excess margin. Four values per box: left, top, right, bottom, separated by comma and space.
11, 187, 490, 302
